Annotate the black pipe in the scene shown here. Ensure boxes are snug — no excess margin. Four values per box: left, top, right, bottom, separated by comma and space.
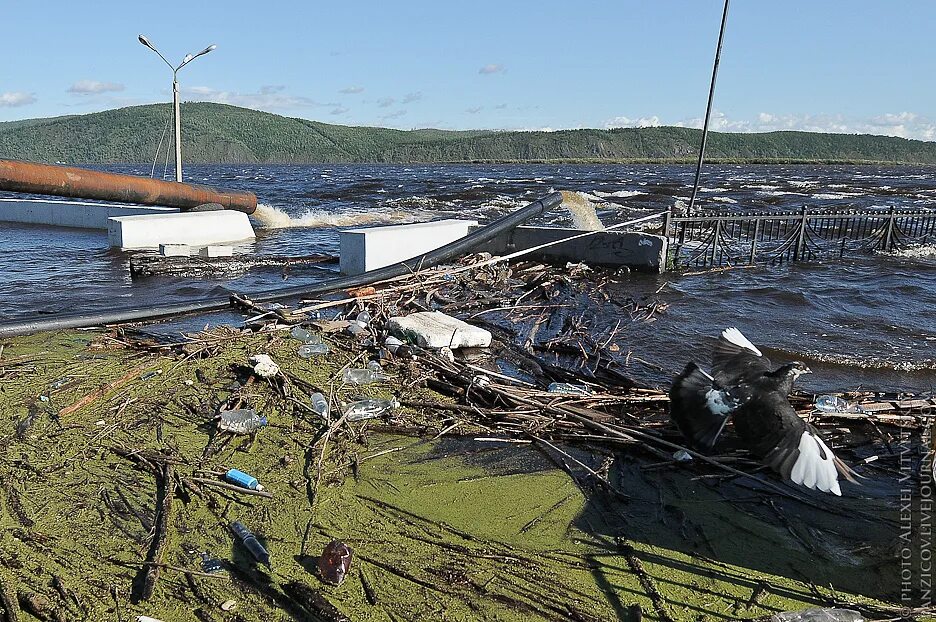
0, 192, 563, 338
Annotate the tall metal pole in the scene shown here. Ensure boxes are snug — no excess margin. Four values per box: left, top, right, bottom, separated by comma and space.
172, 73, 182, 182
687, 0, 730, 215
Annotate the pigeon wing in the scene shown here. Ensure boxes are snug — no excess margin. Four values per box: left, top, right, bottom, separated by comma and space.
669, 362, 737, 452
712, 327, 772, 386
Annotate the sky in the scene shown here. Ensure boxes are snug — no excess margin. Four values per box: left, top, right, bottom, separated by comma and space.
2, 1, 935, 140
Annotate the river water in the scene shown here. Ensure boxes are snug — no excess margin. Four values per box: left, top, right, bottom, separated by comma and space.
1, 163, 933, 393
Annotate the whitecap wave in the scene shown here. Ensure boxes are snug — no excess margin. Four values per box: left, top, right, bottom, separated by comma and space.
594, 189, 647, 199
252, 203, 418, 229
885, 244, 936, 259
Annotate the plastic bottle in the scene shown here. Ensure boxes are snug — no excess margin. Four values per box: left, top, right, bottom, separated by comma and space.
230, 521, 271, 567
342, 361, 387, 385
298, 342, 329, 359
814, 395, 862, 414
218, 409, 268, 434
347, 311, 372, 335
225, 468, 264, 491
770, 608, 864, 622
290, 326, 323, 344
200, 551, 224, 574
547, 382, 592, 396
310, 392, 329, 419
344, 398, 399, 421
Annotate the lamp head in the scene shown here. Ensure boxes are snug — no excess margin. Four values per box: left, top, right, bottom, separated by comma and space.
138, 34, 156, 50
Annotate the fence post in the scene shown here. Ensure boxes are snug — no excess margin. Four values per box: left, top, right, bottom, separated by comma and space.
794, 206, 809, 261
710, 218, 721, 267
750, 217, 761, 264
883, 206, 896, 251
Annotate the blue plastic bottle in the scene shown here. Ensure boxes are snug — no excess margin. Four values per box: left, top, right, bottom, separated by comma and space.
225, 468, 264, 491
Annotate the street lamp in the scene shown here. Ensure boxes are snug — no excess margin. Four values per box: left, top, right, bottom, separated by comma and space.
138, 34, 216, 183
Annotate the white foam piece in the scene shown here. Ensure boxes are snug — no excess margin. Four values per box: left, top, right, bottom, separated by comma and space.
107, 210, 255, 250
339, 219, 478, 275
387, 311, 492, 349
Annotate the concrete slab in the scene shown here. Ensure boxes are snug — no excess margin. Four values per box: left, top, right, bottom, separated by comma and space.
107, 210, 255, 250
339, 219, 478, 275
0, 198, 179, 229
199, 245, 234, 258
474, 226, 668, 273
387, 311, 492, 349
159, 244, 191, 257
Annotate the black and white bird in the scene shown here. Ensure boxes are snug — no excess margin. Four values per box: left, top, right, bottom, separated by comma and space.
669, 327, 857, 496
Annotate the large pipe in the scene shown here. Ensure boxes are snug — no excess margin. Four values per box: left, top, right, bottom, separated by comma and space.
0, 159, 257, 214
0, 192, 563, 338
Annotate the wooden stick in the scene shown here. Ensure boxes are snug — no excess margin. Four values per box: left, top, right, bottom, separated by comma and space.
141, 462, 175, 601
189, 477, 273, 498
59, 360, 155, 418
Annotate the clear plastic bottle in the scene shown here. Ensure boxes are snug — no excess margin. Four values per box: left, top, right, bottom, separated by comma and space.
298, 342, 329, 359
310, 392, 329, 419
290, 326, 323, 344
342, 361, 386, 385
547, 382, 592, 396
344, 398, 399, 421
770, 608, 864, 622
814, 395, 862, 413
347, 311, 372, 336
218, 409, 268, 434
230, 521, 271, 566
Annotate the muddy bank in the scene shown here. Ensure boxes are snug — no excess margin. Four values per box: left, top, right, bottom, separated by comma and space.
0, 259, 931, 621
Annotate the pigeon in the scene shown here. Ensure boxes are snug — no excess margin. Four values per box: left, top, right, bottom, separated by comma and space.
669, 327, 857, 495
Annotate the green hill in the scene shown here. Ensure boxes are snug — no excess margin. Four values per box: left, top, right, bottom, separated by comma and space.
2, 102, 935, 165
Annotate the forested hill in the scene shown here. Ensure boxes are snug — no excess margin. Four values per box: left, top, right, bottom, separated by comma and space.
2, 102, 935, 165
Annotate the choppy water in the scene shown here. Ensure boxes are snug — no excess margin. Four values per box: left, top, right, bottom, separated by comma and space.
1, 163, 933, 393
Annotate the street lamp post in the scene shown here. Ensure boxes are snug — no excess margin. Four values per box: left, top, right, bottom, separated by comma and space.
138, 35, 216, 183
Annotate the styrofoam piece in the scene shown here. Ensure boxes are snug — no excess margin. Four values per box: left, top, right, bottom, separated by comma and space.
198, 245, 234, 258
159, 244, 191, 257
387, 311, 492, 349
0, 198, 179, 229
107, 210, 255, 250
339, 219, 478, 275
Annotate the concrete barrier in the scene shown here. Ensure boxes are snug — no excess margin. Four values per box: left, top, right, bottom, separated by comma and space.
475, 226, 668, 272
107, 210, 256, 250
339, 219, 478, 275
0, 198, 178, 229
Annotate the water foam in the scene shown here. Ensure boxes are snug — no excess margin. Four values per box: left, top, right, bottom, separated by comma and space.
559, 190, 605, 231
252, 203, 416, 229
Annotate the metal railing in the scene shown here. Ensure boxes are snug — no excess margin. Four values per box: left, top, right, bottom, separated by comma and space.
665, 206, 936, 269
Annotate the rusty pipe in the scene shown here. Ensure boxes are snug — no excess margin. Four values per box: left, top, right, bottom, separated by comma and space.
0, 159, 257, 214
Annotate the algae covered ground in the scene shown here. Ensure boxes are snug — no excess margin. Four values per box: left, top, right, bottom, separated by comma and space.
0, 327, 919, 621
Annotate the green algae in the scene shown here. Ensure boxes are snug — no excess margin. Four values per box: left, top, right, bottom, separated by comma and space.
0, 328, 915, 621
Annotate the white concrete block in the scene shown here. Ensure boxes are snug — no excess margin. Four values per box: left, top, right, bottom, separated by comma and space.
159, 244, 191, 257
0, 198, 179, 229
198, 245, 234, 258
387, 311, 492, 349
339, 219, 478, 275
107, 210, 255, 250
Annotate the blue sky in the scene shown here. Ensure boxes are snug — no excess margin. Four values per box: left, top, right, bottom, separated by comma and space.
2, 1, 935, 139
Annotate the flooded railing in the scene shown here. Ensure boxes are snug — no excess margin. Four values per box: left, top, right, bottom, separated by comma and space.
664, 206, 936, 269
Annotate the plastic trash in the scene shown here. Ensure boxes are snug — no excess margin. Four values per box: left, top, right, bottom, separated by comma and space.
248, 354, 280, 378
290, 326, 323, 344
770, 608, 864, 622
673, 449, 693, 462
547, 382, 592, 396
231, 521, 271, 567
200, 551, 224, 574
318, 540, 353, 586
384, 335, 404, 353
344, 398, 399, 421
342, 361, 387, 385
347, 311, 372, 336
137, 617, 167, 622
298, 342, 330, 358
814, 395, 863, 414
225, 468, 264, 491
310, 392, 329, 419
218, 409, 268, 435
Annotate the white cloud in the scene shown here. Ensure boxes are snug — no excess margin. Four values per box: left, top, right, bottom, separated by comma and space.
0, 91, 36, 107
401, 91, 422, 103
605, 115, 661, 129
68, 80, 125, 95
466, 106, 483, 114
183, 85, 332, 110
381, 110, 407, 120
339, 86, 364, 94
478, 64, 504, 75
377, 97, 395, 108
330, 106, 349, 116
